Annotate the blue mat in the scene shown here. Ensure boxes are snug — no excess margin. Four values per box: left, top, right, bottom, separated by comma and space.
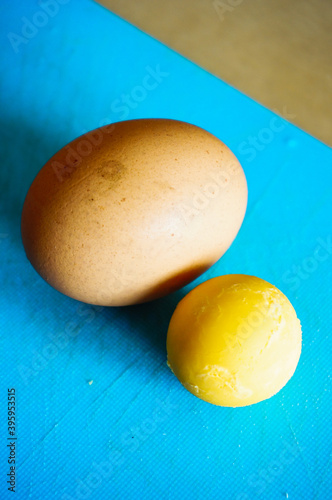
1, 1, 331, 499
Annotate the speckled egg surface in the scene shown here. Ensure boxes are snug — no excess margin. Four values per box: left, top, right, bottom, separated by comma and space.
21, 119, 247, 306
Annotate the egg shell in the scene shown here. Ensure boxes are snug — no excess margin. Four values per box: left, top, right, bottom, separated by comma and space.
21, 119, 247, 306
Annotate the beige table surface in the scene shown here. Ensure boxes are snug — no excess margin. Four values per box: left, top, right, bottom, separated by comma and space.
97, 0, 332, 147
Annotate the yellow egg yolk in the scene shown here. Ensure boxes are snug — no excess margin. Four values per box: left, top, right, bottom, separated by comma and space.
166, 274, 302, 407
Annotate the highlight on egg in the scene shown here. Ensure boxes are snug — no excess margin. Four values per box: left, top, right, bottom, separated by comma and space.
21, 118, 247, 306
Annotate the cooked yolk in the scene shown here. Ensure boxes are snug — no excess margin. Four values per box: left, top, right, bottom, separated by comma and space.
166, 274, 302, 407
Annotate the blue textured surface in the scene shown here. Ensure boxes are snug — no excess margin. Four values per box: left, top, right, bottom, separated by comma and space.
1, 1, 332, 499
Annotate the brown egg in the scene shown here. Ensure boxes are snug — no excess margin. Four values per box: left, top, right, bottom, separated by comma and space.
21, 119, 247, 306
